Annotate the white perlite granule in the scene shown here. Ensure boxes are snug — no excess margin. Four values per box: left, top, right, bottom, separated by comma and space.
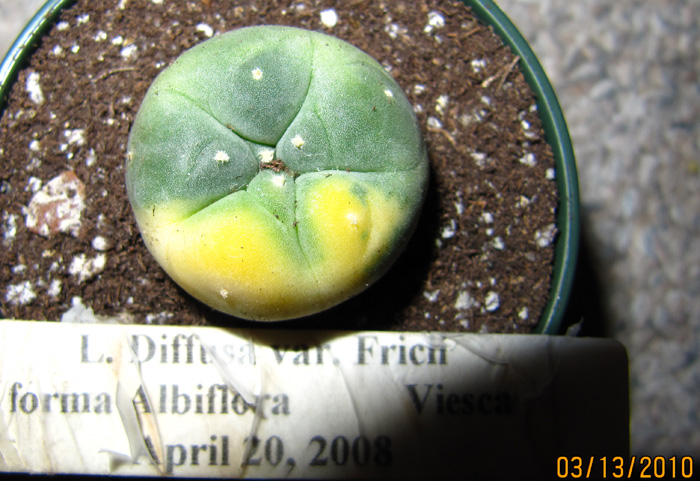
60, 297, 119, 323
69, 253, 107, 283
47, 279, 62, 298
470, 151, 488, 167
454, 291, 475, 310
484, 291, 500, 312
25, 72, 45, 105
519, 152, 537, 167
120, 44, 138, 59
11, 264, 25, 274
534, 224, 557, 248
196, 23, 214, 37
427, 116, 442, 129
423, 290, 440, 303
92, 236, 110, 251
435, 94, 449, 115
25, 177, 42, 193
145, 312, 175, 325
516, 196, 531, 208
63, 128, 86, 147
480, 212, 494, 224
441, 219, 456, 239
424, 11, 445, 34
5, 281, 36, 306
2, 212, 18, 244
320, 9, 338, 28
471, 59, 486, 73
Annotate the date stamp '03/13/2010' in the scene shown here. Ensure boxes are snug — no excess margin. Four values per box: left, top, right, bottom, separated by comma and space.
557, 456, 695, 479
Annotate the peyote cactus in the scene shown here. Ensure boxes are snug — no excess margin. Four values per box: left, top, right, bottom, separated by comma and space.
126, 26, 428, 321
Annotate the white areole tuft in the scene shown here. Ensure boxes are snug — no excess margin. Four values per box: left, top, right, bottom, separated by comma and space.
214, 151, 230, 163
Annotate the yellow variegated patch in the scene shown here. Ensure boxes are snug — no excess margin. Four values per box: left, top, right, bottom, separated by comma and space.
297, 175, 404, 297
140, 194, 319, 320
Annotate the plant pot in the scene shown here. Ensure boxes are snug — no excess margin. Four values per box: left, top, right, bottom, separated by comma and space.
0, 0, 579, 334
465, 0, 580, 334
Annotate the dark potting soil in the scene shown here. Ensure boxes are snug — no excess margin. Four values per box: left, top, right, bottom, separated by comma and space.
0, 0, 558, 333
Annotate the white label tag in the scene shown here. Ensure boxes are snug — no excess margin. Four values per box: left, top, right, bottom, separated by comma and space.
0, 320, 628, 478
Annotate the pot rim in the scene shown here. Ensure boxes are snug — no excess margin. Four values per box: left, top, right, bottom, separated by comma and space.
0, 0, 580, 335
464, 0, 580, 335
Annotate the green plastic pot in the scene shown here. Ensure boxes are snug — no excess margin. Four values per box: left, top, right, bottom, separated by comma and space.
464, 0, 580, 334
0, 0, 579, 334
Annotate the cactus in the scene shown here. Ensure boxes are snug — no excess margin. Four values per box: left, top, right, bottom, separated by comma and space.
126, 26, 428, 321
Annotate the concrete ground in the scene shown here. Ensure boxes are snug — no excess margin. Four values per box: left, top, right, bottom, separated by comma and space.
2, 0, 699, 456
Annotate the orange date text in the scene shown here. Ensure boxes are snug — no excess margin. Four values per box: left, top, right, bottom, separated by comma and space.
556, 456, 694, 479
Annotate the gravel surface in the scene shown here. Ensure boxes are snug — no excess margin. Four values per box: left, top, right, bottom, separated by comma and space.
2, 0, 699, 457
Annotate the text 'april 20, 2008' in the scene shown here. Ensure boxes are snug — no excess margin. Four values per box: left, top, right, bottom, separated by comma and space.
0, 321, 629, 478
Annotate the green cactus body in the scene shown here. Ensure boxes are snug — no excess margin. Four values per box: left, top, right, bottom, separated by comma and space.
126, 26, 428, 321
